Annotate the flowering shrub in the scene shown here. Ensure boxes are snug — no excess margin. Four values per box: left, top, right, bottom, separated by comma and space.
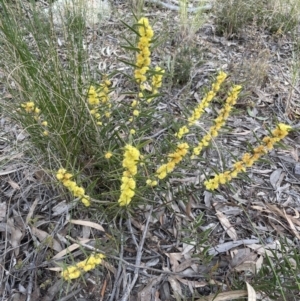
51, 17, 292, 210
2, 11, 292, 281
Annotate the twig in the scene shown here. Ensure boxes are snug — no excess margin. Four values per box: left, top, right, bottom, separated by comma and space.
119, 207, 153, 301
109, 224, 124, 301
127, 218, 139, 249
26, 262, 35, 301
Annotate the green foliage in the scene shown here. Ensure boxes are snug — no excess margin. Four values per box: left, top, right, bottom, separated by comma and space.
214, 0, 300, 37
171, 44, 204, 86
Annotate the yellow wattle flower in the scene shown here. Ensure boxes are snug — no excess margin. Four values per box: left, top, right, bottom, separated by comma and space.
118, 145, 140, 206
204, 124, 292, 191
156, 143, 189, 179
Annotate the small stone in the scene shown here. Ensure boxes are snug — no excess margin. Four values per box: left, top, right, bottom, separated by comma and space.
294, 163, 300, 178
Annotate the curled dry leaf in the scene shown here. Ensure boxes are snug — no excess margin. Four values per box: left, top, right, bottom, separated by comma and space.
283, 208, 300, 240
166, 252, 182, 272
208, 239, 259, 256
168, 276, 183, 299
175, 258, 195, 273
246, 282, 256, 301
137, 275, 162, 301
175, 277, 207, 288
8, 179, 20, 190
269, 168, 283, 189
52, 239, 91, 260
52, 200, 76, 216
31, 226, 62, 252
196, 290, 248, 301
7, 218, 23, 256
70, 219, 105, 232
25, 197, 39, 225
215, 211, 237, 241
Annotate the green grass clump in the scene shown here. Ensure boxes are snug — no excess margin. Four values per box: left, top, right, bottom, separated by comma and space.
214, 0, 300, 37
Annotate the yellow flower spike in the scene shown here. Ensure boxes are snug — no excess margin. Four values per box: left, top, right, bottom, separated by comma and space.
118, 145, 140, 206
205, 124, 292, 191
61, 253, 105, 281
81, 197, 91, 207
134, 17, 153, 84
175, 125, 189, 139
156, 143, 189, 179
56, 169, 91, 207
272, 123, 292, 139
192, 84, 242, 158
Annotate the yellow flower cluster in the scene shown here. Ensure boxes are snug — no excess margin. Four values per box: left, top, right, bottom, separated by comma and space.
21, 101, 40, 114
146, 179, 158, 187
175, 71, 227, 139
134, 17, 153, 86
156, 143, 189, 179
192, 85, 242, 156
147, 66, 165, 103
87, 78, 112, 126
61, 253, 105, 281
105, 151, 113, 159
56, 168, 91, 207
118, 145, 140, 206
204, 123, 292, 190
21, 101, 48, 136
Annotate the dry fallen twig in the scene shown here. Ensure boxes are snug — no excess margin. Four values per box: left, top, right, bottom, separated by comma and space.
119, 207, 153, 301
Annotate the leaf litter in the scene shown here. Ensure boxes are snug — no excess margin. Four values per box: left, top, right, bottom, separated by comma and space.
1, 0, 300, 300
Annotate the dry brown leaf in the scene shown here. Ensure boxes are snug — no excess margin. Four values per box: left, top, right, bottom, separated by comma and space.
70, 219, 105, 232
231, 249, 258, 273
166, 253, 182, 272
266, 204, 300, 232
52, 201, 75, 216
246, 243, 276, 257
0, 202, 7, 222
52, 239, 91, 259
26, 198, 39, 225
82, 225, 91, 238
246, 282, 256, 301
283, 208, 300, 239
174, 258, 194, 273
196, 290, 248, 301
7, 218, 23, 256
208, 239, 259, 256
255, 255, 264, 273
215, 211, 237, 241
168, 276, 183, 299
102, 260, 117, 275
8, 179, 20, 190
175, 277, 207, 288
137, 275, 162, 301
270, 168, 283, 189
31, 226, 62, 252
47, 267, 62, 272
